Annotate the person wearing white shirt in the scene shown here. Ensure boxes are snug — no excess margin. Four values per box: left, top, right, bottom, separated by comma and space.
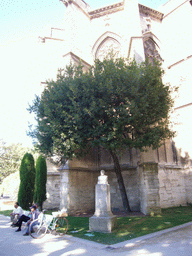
10, 202, 24, 225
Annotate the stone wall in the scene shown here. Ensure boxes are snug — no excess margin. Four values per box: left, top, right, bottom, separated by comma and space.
138, 163, 161, 215
172, 88, 192, 160
158, 166, 187, 208
43, 173, 60, 210
68, 170, 98, 214
107, 169, 140, 212
43, 163, 192, 214
43, 141, 192, 214
62, 169, 140, 214
160, 0, 191, 66
184, 168, 192, 205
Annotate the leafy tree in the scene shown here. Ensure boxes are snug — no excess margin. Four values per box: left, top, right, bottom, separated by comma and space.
18, 153, 36, 209
0, 140, 31, 183
29, 56, 175, 212
34, 155, 47, 210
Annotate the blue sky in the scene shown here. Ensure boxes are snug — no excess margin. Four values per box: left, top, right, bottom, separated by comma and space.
0, 0, 168, 147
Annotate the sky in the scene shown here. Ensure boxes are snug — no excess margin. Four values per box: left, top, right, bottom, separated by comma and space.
0, 0, 169, 148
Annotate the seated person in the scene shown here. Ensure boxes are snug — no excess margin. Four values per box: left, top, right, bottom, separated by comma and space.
23, 205, 39, 236
10, 202, 24, 225
30, 203, 39, 214
14, 205, 38, 234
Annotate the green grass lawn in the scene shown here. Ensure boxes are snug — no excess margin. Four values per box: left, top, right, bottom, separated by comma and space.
63, 205, 192, 244
1, 205, 192, 245
0, 210, 12, 216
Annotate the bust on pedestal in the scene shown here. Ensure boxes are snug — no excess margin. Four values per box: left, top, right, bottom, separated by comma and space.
89, 170, 116, 233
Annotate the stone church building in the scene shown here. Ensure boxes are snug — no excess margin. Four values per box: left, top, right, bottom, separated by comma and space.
40, 0, 192, 215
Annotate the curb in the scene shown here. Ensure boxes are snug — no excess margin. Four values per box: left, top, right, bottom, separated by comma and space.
64, 234, 107, 249
108, 221, 192, 249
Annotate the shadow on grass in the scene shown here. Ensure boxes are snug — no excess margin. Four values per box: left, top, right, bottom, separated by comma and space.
65, 205, 192, 245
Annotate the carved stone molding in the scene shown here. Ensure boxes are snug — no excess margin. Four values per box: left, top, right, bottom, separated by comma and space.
144, 38, 163, 63
60, 0, 72, 7
89, 2, 164, 21
89, 2, 124, 19
139, 4, 164, 20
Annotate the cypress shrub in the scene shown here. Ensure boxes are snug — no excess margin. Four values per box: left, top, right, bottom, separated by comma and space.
18, 153, 35, 210
34, 155, 47, 210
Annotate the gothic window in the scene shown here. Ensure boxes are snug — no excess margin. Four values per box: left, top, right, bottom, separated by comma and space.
95, 37, 121, 61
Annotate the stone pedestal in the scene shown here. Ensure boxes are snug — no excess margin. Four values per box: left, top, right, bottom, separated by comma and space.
89, 170, 116, 233
89, 215, 116, 233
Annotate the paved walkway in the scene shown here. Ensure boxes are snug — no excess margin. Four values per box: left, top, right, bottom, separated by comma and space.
0, 214, 192, 256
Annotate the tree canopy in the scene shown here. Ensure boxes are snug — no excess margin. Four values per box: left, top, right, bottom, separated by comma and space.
0, 140, 32, 183
29, 56, 175, 212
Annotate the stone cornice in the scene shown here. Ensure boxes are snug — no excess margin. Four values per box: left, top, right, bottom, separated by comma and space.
89, 2, 124, 19
139, 4, 164, 20
60, 1, 164, 21
47, 172, 60, 176
88, 2, 163, 20
60, 0, 72, 7
158, 164, 183, 169
57, 165, 137, 172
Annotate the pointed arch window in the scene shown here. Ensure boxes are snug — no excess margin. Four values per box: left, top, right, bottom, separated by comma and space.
95, 37, 121, 60
92, 32, 122, 61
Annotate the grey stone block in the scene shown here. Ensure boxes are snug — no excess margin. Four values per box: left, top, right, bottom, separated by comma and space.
89, 215, 117, 233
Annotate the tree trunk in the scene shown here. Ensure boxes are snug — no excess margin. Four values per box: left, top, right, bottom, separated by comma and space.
109, 149, 131, 213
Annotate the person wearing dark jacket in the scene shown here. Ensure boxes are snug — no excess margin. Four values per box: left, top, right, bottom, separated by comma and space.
14, 205, 39, 234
